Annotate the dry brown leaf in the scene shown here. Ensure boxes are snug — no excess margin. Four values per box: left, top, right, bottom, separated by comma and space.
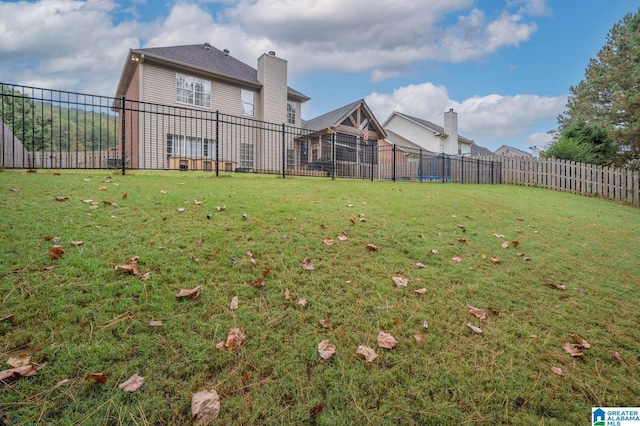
422, 320, 429, 329
488, 307, 501, 316
54, 378, 71, 388
501, 241, 510, 249
569, 333, 591, 349
122, 192, 128, 199
356, 345, 378, 362
140, 272, 151, 281
82, 199, 93, 203
242, 213, 248, 220
0, 365, 38, 381
115, 256, 139, 275
0, 314, 15, 322
431, 249, 439, 255
250, 257, 257, 268
414, 288, 427, 295
377, 331, 398, 349
458, 238, 467, 243
54, 196, 69, 201
451, 256, 462, 263
175, 286, 202, 300
70, 241, 84, 246
467, 305, 487, 321
491, 256, 501, 264
563, 342, 585, 357
366, 243, 379, 251
230, 296, 239, 311
302, 257, 315, 271
261, 267, 270, 277
49, 245, 64, 259
194, 199, 202, 205
466, 323, 483, 334
224, 327, 246, 351
337, 235, 348, 242
318, 340, 336, 360
516, 252, 526, 257
284, 288, 291, 300
511, 241, 520, 248
85, 373, 108, 383
613, 352, 625, 364
7, 353, 31, 368
298, 298, 308, 307
323, 238, 334, 246
191, 388, 220, 425
176, 207, 185, 212
550, 366, 564, 376
413, 262, 426, 268
251, 277, 265, 288
318, 319, 330, 329
99, 185, 107, 191
216, 205, 226, 211
492, 233, 505, 238
413, 333, 426, 344
392, 276, 408, 287
149, 320, 163, 327
118, 373, 144, 392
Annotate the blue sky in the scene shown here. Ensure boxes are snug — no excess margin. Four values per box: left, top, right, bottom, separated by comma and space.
0, 0, 638, 152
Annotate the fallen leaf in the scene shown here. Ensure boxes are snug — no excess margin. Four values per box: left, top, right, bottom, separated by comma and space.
122, 192, 128, 199
491, 256, 501, 264
149, 320, 163, 327
392, 276, 408, 287
356, 345, 378, 362
302, 257, 315, 271
85, 373, 108, 383
311, 404, 324, 417
377, 331, 398, 349
569, 333, 591, 349
0, 314, 15, 322
511, 241, 520, 248
550, 366, 564, 376
242, 213, 248, 220
488, 307, 501, 316
413, 262, 426, 268
318, 340, 336, 359
216, 205, 226, 211
230, 296, 239, 310
323, 238, 334, 245
563, 342, 584, 357
285, 288, 291, 300
194, 199, 202, 205
140, 272, 151, 281
49, 245, 64, 259
422, 320, 429, 329
350, 218, 356, 225
366, 243, 378, 251
7, 353, 31, 368
492, 233, 505, 238
516, 252, 526, 257
337, 235, 348, 242
613, 352, 625, 364
176, 207, 185, 212
431, 249, 439, 255
102, 200, 114, 205
466, 323, 483, 334
261, 267, 270, 277
175, 286, 202, 300
115, 256, 139, 275
414, 288, 427, 295
458, 238, 467, 243
54, 378, 71, 388
118, 373, 144, 392
346, 204, 354, 207
54, 196, 69, 201
70, 241, 84, 246
251, 277, 265, 288
82, 199, 93, 203
250, 257, 257, 268
160, 190, 167, 194
413, 333, 426, 344
467, 305, 487, 321
451, 256, 462, 263
547, 282, 566, 291
191, 389, 220, 425
10, 187, 19, 192
99, 186, 107, 191
298, 298, 308, 307
0, 365, 38, 381
318, 319, 329, 329
501, 241, 510, 249
224, 327, 246, 351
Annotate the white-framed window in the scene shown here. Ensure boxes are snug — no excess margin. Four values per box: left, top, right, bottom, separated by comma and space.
240, 142, 254, 169
176, 74, 211, 108
241, 90, 255, 116
287, 101, 296, 124
167, 134, 216, 163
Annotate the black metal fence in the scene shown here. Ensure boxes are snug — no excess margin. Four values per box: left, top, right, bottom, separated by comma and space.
1, 82, 501, 183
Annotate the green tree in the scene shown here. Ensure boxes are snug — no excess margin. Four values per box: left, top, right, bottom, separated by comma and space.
555, 9, 640, 164
544, 134, 595, 164
545, 122, 617, 165
1, 86, 53, 151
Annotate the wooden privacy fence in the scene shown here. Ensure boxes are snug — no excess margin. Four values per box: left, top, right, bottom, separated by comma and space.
500, 157, 640, 206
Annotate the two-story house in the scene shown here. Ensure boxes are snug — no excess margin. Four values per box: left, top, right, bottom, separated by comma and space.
114, 42, 310, 171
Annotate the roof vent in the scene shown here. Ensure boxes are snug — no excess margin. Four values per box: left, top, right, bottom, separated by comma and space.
268, 51, 276, 56
223, 49, 230, 57
204, 42, 212, 52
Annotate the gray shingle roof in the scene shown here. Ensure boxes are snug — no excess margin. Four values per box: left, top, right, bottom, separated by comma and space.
392, 111, 472, 143
302, 100, 362, 131
133, 43, 308, 100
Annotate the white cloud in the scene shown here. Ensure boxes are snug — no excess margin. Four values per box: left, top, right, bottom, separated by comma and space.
366, 82, 566, 145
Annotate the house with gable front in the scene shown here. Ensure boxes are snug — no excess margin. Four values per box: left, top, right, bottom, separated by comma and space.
114, 42, 309, 171
382, 109, 473, 156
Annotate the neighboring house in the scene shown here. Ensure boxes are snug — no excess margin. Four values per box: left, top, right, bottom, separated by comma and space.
114, 42, 310, 170
471, 143, 494, 156
494, 144, 532, 157
382, 109, 473, 156
300, 99, 386, 176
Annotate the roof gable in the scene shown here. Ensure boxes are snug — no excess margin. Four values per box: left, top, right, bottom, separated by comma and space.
302, 100, 387, 138
384, 111, 472, 144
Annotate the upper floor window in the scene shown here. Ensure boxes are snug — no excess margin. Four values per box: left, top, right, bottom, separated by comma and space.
287, 101, 296, 125
176, 74, 211, 108
241, 90, 255, 117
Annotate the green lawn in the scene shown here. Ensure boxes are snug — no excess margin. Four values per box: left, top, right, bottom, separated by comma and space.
1, 170, 639, 425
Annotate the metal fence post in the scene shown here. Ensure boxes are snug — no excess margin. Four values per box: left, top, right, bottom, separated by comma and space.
491, 160, 494, 184
215, 111, 219, 177
331, 131, 336, 181
282, 123, 286, 179
120, 95, 126, 175
392, 144, 396, 182
477, 158, 480, 184
461, 155, 465, 184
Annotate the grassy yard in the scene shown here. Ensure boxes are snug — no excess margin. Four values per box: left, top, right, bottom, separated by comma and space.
0, 170, 639, 425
